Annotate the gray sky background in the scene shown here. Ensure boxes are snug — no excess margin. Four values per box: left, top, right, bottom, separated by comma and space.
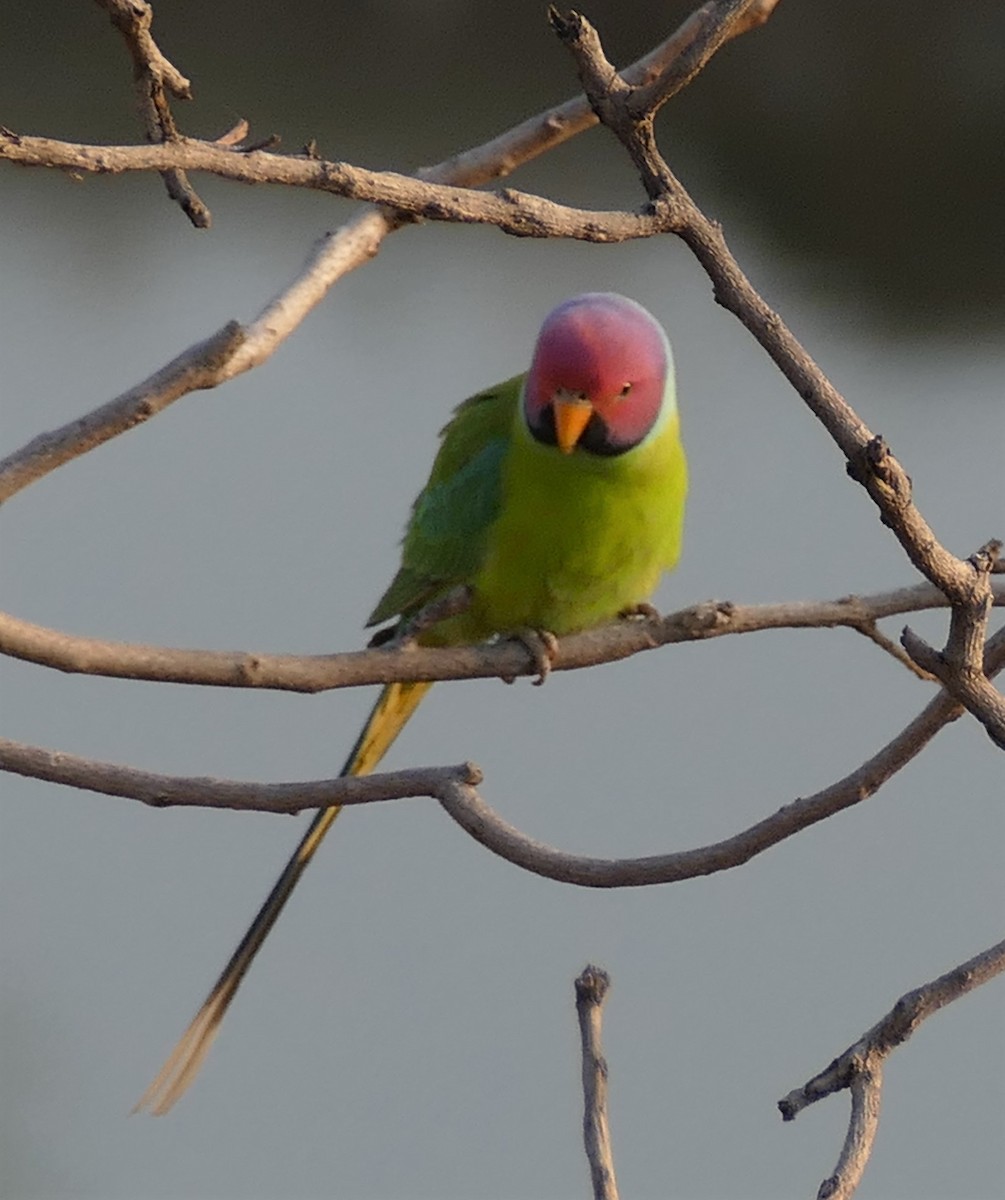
2, 4, 1003, 1199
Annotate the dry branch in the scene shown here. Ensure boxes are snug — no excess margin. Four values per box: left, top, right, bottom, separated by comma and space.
575, 966, 620, 1200
94, 0, 209, 226
779, 937, 1005, 1200
901, 540, 1005, 748
0, 133, 668, 241
0, 739, 478, 813
0, 322, 244, 504
3, 583, 1000, 691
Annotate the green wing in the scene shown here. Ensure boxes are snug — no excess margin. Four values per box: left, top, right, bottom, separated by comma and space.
366, 375, 523, 628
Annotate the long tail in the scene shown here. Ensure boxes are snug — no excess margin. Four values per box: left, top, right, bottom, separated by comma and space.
134, 679, 433, 1115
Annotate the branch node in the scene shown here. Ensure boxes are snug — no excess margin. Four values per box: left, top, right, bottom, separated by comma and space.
213, 119, 250, 148
970, 539, 1002, 575
460, 760, 484, 787
575, 963, 612, 1005
846, 435, 910, 506
781, 937, 1005, 1196
550, 5, 635, 127
96, 0, 209, 226
853, 618, 938, 681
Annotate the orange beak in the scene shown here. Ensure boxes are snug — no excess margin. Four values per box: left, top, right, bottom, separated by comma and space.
552, 395, 594, 454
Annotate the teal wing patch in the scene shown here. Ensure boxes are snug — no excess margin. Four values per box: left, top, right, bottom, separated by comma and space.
366, 376, 522, 628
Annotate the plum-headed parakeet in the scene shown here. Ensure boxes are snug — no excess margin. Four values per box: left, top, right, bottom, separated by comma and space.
137, 292, 688, 1112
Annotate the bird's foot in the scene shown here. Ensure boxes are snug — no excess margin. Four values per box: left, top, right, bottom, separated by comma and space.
506, 627, 559, 686
619, 601, 660, 621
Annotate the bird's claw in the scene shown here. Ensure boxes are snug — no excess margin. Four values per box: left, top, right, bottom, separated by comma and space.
619, 601, 660, 621
511, 627, 559, 685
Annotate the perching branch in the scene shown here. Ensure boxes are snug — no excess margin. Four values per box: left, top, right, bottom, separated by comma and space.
3, 582, 1001, 691
575, 966, 620, 1200
778, 937, 1005, 1200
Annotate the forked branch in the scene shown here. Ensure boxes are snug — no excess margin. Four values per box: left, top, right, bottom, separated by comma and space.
779, 938, 1005, 1200
94, 0, 210, 226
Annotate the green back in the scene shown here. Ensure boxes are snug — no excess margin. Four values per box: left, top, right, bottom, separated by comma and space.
366, 375, 523, 628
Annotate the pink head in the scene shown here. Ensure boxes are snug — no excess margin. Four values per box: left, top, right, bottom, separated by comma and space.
523, 293, 674, 457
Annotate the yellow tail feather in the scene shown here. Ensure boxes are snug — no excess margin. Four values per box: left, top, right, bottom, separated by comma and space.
134, 679, 433, 1115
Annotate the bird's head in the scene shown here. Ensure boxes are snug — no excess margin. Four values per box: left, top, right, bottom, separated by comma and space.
523, 292, 673, 457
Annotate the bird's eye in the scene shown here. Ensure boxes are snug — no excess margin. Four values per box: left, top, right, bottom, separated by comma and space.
619, 382, 633, 397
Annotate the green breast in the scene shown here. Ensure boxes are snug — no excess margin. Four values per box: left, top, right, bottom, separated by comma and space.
469, 407, 687, 636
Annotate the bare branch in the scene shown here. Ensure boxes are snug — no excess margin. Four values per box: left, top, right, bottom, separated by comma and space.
551, 0, 770, 127
850, 620, 936, 682
901, 541, 1005, 749
813, 1070, 883, 1200
0, 133, 670, 241
575, 966, 620, 1200
435, 630, 1003, 885
94, 0, 209, 226
11, 631, 998, 885
6, 1, 775, 239
779, 938, 1005, 1200
903, 623, 1005, 750
3, 583, 1000, 692
0, 660, 965, 867
0, 738, 479, 813
629, 0, 780, 116
0, 322, 244, 504
93, 0, 191, 99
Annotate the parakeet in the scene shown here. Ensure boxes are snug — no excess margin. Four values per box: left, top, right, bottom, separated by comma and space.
136, 292, 688, 1113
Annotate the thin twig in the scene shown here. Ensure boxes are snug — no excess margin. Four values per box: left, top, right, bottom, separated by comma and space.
850, 620, 937, 682
94, 0, 210, 226
629, 0, 779, 117
779, 938, 1005, 1200
575, 966, 620, 1200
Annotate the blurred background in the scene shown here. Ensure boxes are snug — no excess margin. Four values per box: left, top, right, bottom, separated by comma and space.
1, 3, 1002, 1198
